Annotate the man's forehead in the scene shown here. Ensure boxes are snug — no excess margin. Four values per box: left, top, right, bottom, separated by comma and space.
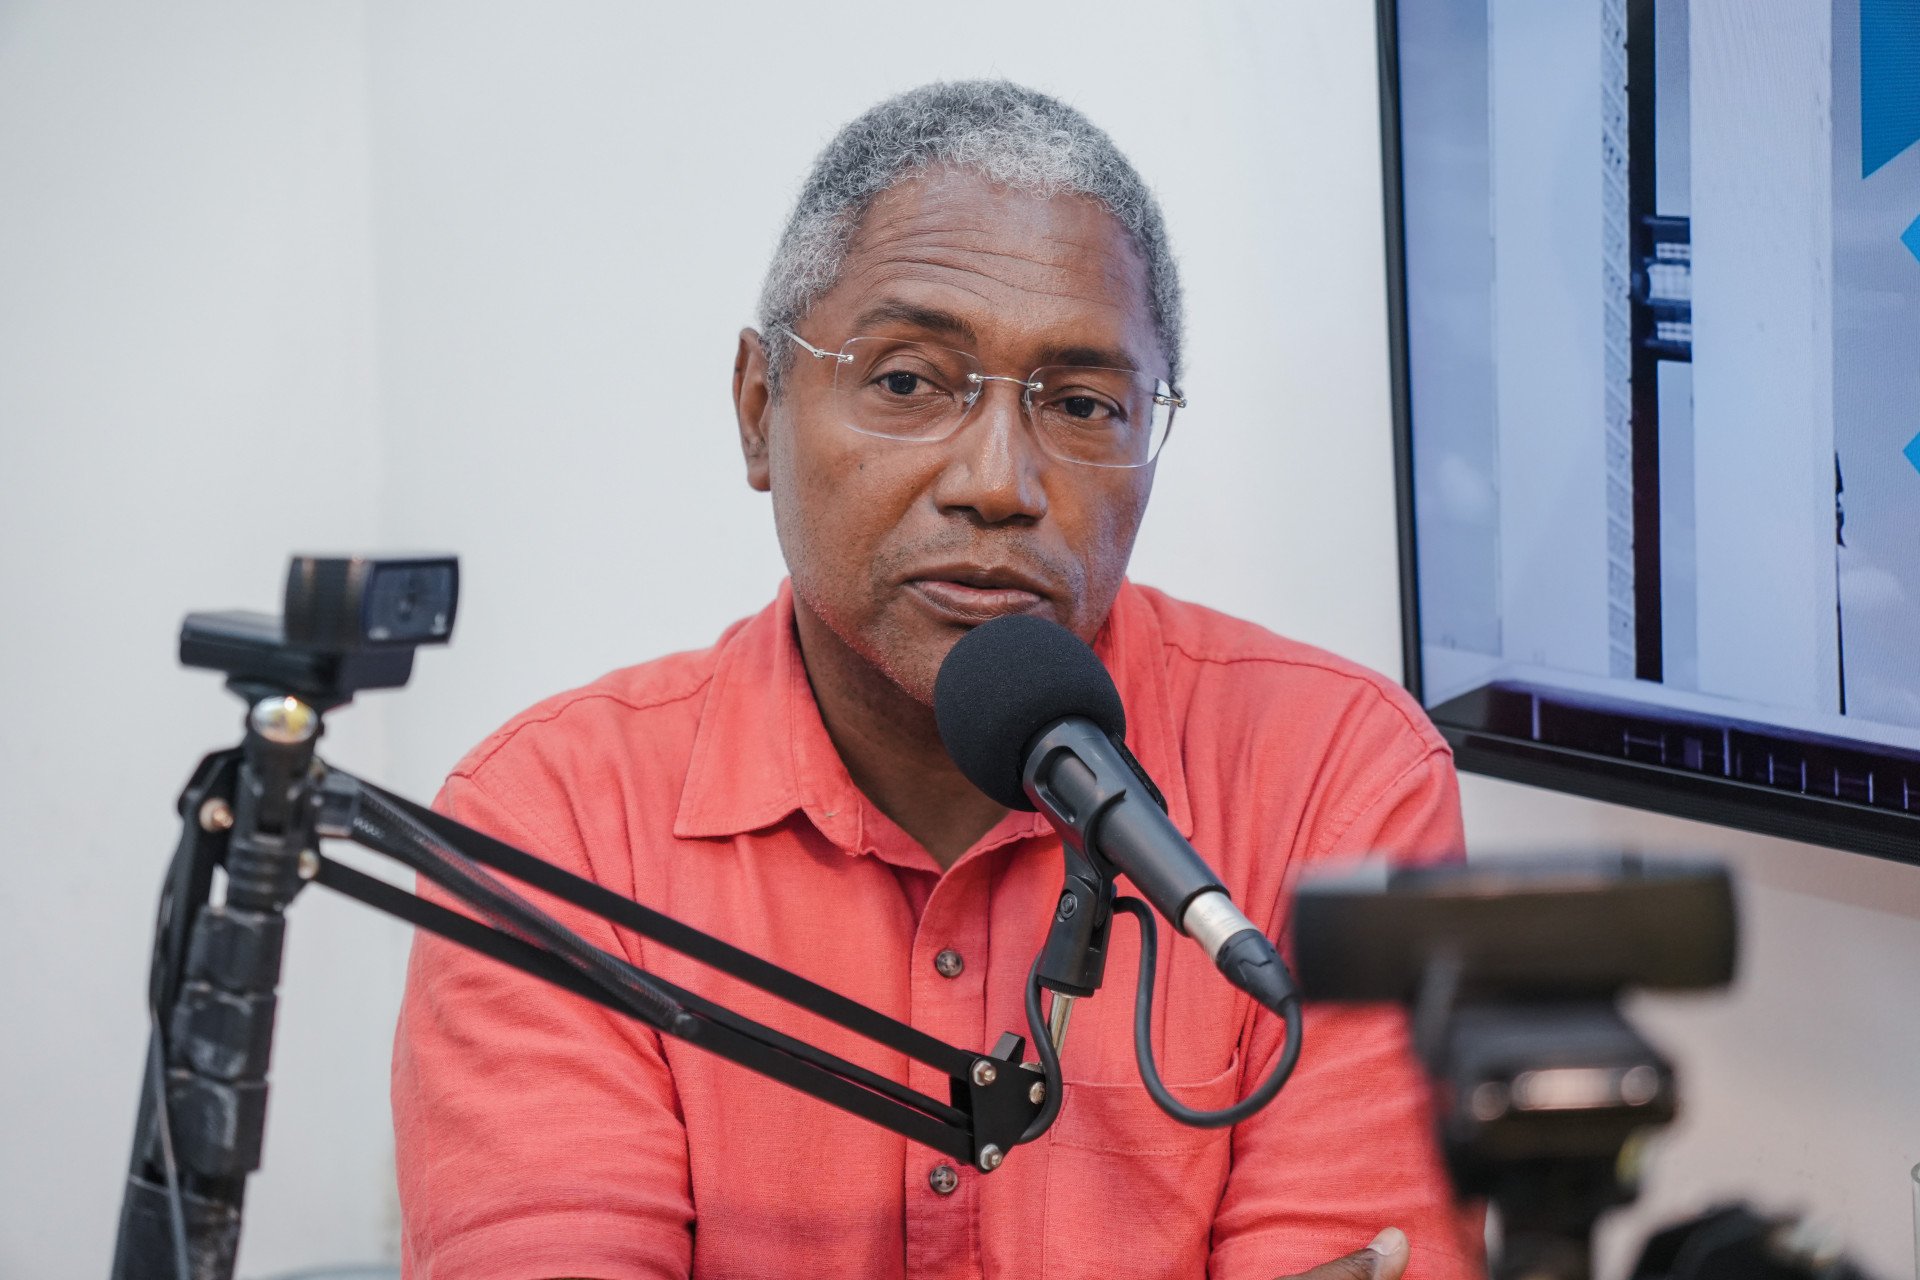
818, 169, 1162, 372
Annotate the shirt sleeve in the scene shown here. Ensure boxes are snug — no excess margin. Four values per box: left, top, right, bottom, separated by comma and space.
1208, 749, 1486, 1280
391, 769, 695, 1280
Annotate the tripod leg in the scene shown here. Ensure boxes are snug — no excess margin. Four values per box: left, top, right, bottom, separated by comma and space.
114, 1172, 241, 1280
113, 695, 323, 1280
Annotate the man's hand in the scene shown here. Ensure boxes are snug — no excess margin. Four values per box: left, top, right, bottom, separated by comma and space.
1281, 1227, 1411, 1280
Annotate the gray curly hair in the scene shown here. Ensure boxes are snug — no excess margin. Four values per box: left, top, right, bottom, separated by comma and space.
757, 80, 1183, 392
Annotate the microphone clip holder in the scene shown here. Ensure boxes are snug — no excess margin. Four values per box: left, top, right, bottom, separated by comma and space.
1024, 718, 1171, 1002
1035, 829, 1118, 1001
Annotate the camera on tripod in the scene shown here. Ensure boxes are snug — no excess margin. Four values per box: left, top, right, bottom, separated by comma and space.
179, 554, 458, 706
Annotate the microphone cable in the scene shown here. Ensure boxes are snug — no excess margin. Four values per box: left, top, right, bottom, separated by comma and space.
144, 863, 193, 1280
1019, 953, 1067, 1143
1113, 896, 1303, 1128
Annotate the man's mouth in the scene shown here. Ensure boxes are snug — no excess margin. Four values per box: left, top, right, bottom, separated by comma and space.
905, 565, 1050, 624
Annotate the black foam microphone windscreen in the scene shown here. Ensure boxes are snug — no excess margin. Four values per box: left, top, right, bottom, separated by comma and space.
933, 614, 1127, 810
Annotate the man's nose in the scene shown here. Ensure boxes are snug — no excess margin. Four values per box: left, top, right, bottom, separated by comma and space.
930, 380, 1050, 526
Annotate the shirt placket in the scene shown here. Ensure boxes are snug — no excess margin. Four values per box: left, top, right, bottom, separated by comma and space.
902, 857, 991, 1280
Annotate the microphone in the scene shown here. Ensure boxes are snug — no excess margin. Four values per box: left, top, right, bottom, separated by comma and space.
933, 614, 1297, 1015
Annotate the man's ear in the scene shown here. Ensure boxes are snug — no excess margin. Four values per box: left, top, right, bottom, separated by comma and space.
733, 328, 773, 493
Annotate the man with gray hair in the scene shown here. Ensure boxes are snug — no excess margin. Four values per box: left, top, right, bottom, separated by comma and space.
393, 81, 1481, 1280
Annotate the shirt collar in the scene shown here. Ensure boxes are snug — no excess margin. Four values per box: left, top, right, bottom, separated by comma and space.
673, 580, 1194, 849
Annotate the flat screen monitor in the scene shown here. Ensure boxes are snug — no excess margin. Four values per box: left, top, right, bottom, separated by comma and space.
1380, 0, 1920, 861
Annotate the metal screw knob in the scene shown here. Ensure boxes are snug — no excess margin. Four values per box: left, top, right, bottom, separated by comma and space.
251, 695, 318, 745
197, 797, 234, 833
970, 1059, 998, 1087
1029, 1080, 1046, 1105
977, 1144, 1004, 1172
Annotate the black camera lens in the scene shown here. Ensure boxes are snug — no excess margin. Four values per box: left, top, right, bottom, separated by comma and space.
365, 564, 456, 643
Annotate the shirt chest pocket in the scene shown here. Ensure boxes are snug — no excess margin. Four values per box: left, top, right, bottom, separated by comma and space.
1040, 1054, 1240, 1280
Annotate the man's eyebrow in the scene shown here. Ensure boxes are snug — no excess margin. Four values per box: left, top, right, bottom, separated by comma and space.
850, 301, 1150, 375
1038, 344, 1143, 373
851, 301, 979, 345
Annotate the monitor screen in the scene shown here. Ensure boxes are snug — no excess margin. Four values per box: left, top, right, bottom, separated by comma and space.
1383, 0, 1920, 859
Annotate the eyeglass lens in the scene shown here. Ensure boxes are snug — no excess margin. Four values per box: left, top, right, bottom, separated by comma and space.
830, 337, 1174, 468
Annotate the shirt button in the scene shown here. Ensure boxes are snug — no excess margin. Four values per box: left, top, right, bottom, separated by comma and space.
933, 949, 965, 979
928, 1163, 959, 1195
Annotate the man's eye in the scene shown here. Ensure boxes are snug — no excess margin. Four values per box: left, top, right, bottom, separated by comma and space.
878, 370, 927, 395
1057, 394, 1116, 422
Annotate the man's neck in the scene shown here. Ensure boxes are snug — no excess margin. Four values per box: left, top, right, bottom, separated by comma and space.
791, 602, 1007, 870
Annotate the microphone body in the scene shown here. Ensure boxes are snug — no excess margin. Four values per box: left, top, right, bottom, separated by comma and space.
1022, 717, 1297, 1016
1024, 717, 1220, 921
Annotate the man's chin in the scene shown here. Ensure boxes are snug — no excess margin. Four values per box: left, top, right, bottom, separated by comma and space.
791, 590, 936, 709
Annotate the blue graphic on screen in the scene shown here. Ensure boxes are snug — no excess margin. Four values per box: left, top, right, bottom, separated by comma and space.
1862, 0, 1920, 177
1394, 0, 1920, 824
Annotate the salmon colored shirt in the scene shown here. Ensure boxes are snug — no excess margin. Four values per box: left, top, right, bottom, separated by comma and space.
392, 581, 1484, 1280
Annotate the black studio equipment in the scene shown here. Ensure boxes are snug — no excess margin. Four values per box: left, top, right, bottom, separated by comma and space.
113, 557, 1303, 1280
1293, 856, 1882, 1280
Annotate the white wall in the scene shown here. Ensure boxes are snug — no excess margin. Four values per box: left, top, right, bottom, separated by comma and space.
2, 3, 1915, 1279
0, 4, 406, 1277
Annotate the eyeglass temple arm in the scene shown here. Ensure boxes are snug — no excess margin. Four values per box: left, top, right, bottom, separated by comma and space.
776, 325, 852, 365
